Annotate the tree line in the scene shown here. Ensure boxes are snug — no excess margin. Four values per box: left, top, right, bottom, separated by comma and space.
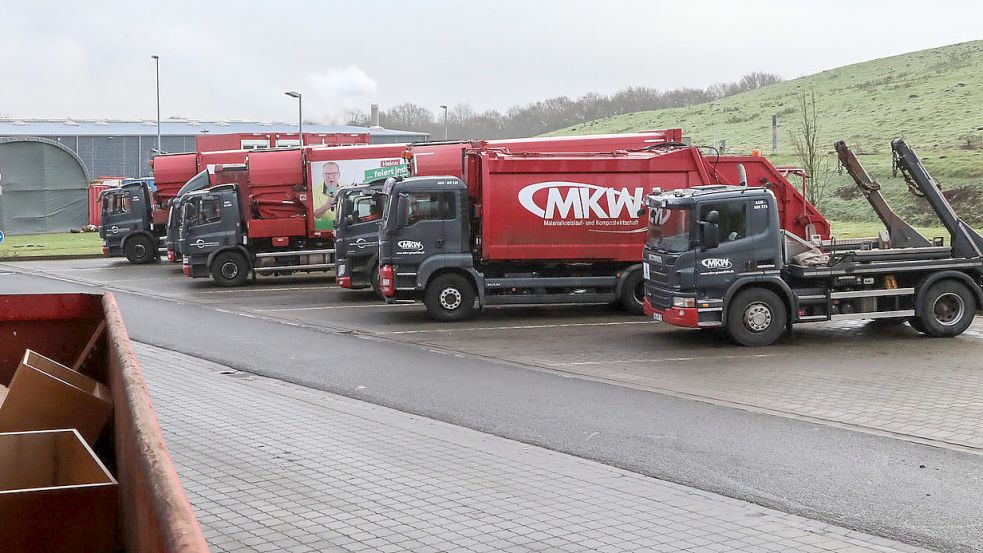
345, 72, 781, 140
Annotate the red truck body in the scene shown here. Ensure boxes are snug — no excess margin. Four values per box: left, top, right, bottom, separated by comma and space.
465, 146, 828, 264
194, 132, 370, 152
241, 131, 684, 241
150, 149, 250, 224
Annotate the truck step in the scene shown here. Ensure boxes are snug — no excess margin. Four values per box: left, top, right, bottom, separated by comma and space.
253, 263, 334, 273
829, 309, 915, 321
485, 276, 616, 289
829, 287, 914, 299
254, 249, 335, 258
796, 315, 829, 322
485, 293, 616, 305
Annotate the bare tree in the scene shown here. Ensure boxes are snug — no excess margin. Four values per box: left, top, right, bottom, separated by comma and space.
788, 90, 831, 207
346, 72, 783, 139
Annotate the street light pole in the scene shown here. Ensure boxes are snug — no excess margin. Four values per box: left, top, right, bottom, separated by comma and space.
151, 55, 160, 154
285, 91, 302, 146
440, 105, 448, 141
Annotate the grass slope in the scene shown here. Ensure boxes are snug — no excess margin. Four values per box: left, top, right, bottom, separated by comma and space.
547, 40, 983, 226
0, 232, 102, 258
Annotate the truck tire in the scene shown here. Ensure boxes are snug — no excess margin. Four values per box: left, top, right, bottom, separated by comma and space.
726, 288, 787, 347
907, 317, 927, 334
916, 280, 976, 337
210, 251, 250, 287
619, 270, 645, 315
370, 263, 382, 299
125, 235, 156, 264
425, 273, 475, 322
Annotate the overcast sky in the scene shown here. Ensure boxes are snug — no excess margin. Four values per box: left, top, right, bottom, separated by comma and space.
3, 0, 982, 124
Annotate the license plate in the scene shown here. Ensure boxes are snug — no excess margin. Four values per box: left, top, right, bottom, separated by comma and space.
652, 312, 663, 322
643, 262, 650, 280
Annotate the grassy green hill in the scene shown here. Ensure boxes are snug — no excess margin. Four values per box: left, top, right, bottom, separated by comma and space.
547, 40, 983, 227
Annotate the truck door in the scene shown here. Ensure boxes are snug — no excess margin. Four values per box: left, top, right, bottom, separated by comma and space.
695, 200, 749, 297
391, 190, 457, 274
101, 189, 142, 239
183, 193, 237, 257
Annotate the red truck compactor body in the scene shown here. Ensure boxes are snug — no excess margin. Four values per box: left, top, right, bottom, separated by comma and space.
377, 144, 829, 320
467, 146, 828, 263
180, 131, 685, 285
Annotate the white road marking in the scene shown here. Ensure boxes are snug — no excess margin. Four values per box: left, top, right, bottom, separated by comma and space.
189, 286, 336, 295
547, 354, 774, 366
385, 320, 652, 335
254, 303, 415, 312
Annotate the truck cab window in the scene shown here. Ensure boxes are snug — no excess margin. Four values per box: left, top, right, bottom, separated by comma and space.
701, 202, 746, 243
407, 192, 455, 225
108, 193, 131, 215
201, 199, 222, 224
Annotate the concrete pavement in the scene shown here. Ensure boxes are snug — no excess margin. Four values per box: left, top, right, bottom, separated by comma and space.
137, 343, 934, 553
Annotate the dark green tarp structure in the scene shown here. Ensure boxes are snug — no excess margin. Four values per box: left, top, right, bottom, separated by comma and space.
0, 137, 90, 234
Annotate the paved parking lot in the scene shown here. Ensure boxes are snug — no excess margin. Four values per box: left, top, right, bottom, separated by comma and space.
138, 343, 932, 553
6, 257, 983, 455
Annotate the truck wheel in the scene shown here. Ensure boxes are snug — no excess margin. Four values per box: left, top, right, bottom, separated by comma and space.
370, 263, 382, 299
210, 252, 250, 287
726, 288, 787, 347
125, 235, 156, 264
619, 270, 645, 315
425, 273, 475, 322
917, 280, 975, 337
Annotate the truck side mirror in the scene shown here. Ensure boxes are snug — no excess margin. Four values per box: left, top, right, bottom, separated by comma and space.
395, 194, 410, 228
701, 210, 720, 249
636, 206, 647, 218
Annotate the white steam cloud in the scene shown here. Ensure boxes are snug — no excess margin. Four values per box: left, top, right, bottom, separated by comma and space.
304, 66, 378, 123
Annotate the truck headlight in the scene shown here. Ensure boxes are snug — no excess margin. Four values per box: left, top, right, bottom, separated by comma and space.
337, 263, 346, 276
672, 297, 696, 308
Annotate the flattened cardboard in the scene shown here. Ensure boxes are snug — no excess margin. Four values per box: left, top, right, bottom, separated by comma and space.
0, 429, 118, 553
0, 350, 113, 445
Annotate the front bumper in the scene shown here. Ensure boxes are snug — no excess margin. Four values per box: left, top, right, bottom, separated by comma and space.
644, 298, 700, 328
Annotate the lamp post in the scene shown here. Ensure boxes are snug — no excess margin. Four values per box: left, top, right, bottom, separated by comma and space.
440, 104, 448, 141
285, 91, 302, 146
151, 55, 161, 154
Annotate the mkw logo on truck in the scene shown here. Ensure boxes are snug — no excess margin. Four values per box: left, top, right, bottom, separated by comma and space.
518, 182, 645, 221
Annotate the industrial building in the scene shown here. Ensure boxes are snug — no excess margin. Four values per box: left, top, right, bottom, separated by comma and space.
0, 119, 428, 180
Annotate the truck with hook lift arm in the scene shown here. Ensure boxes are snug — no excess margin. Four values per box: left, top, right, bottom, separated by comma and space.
642, 139, 983, 346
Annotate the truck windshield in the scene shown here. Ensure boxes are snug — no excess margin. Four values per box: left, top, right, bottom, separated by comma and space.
647, 206, 691, 252
177, 171, 210, 196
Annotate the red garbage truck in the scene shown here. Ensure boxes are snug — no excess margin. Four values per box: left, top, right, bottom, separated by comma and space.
377, 145, 828, 320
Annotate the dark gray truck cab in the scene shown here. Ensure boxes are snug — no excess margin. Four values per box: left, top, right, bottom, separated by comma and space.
165, 170, 212, 263
378, 177, 476, 319
99, 179, 160, 264
644, 140, 983, 346
334, 183, 387, 294
179, 184, 248, 283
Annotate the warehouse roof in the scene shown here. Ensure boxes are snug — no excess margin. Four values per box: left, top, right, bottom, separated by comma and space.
0, 118, 424, 138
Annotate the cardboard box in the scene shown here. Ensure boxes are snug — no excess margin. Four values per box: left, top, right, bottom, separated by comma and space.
0, 350, 113, 445
0, 429, 118, 553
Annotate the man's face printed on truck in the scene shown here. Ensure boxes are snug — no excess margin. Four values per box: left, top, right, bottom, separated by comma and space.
322, 162, 341, 197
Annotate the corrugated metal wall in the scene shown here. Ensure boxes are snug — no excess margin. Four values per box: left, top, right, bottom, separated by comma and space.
23, 134, 422, 178
35, 135, 196, 179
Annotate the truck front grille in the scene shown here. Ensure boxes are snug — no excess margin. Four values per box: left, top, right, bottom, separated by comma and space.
644, 248, 674, 310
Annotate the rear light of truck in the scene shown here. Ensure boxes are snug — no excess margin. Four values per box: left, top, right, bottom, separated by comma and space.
380, 264, 395, 297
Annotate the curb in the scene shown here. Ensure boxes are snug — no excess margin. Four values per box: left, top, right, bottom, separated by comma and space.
0, 254, 106, 262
